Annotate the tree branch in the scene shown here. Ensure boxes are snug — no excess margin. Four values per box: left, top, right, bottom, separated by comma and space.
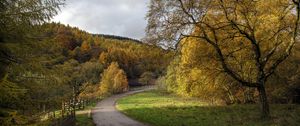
265, 0, 300, 80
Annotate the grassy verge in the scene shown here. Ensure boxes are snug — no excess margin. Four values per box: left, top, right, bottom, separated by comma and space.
116, 90, 300, 126
75, 102, 97, 126
26, 101, 98, 126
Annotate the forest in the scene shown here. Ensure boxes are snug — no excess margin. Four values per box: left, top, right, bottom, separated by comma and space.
1, 0, 300, 126
0, 21, 173, 124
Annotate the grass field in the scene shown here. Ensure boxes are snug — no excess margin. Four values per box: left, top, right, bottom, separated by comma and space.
116, 90, 300, 126
75, 102, 97, 126
76, 113, 94, 126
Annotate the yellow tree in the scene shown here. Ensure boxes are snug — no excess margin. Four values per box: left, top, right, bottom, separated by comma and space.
99, 62, 128, 96
146, 0, 300, 118
98, 52, 109, 66
113, 70, 128, 93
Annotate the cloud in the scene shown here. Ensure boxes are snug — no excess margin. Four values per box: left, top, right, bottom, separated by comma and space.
52, 0, 149, 40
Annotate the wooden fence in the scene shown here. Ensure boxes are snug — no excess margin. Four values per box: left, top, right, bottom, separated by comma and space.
44, 99, 88, 126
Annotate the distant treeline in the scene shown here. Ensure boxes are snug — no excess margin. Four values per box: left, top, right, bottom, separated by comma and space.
92, 34, 142, 43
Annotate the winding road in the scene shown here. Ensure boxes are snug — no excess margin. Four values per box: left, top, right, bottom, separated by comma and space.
92, 87, 153, 126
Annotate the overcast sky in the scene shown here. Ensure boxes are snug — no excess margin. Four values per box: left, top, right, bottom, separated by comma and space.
52, 0, 149, 40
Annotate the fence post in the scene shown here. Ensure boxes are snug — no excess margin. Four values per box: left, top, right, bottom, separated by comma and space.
47, 111, 50, 119
43, 104, 46, 113
67, 100, 70, 116
83, 99, 85, 109
61, 101, 64, 118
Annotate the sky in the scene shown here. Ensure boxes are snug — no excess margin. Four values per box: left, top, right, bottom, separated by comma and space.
52, 0, 149, 40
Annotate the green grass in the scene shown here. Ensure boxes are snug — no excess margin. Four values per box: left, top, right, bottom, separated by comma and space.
26, 101, 97, 126
27, 120, 51, 126
75, 102, 97, 126
116, 90, 300, 126
76, 114, 94, 126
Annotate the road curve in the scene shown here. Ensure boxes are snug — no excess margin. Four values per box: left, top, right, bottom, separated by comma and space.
92, 87, 153, 126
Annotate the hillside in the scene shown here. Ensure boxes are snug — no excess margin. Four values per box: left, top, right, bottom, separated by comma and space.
0, 22, 173, 125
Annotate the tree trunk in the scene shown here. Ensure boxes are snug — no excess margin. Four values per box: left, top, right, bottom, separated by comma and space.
257, 84, 270, 119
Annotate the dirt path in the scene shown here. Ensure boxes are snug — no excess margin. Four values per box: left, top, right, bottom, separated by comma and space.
92, 86, 154, 126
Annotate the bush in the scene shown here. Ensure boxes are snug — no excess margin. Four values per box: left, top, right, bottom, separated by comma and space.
138, 72, 156, 85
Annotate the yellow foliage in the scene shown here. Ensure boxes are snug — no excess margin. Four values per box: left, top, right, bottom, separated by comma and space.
81, 40, 91, 52
113, 70, 128, 93
99, 52, 109, 65
99, 62, 128, 96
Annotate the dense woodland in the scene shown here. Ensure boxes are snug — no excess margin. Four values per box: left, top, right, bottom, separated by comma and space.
1, 0, 300, 125
0, 22, 173, 124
